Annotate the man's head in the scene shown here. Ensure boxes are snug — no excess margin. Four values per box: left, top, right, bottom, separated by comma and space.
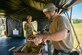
27, 15, 32, 22
43, 3, 57, 19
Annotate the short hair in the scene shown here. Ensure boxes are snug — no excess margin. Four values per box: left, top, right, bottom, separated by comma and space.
27, 15, 32, 19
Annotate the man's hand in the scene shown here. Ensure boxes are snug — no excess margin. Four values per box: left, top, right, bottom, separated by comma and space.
34, 34, 47, 46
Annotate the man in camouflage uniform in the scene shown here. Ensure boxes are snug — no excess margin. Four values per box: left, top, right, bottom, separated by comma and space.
24, 15, 34, 38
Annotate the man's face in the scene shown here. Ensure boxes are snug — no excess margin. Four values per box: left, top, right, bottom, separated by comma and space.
44, 11, 55, 20
29, 16, 32, 22
28, 16, 32, 22
44, 12, 51, 20
27, 16, 32, 22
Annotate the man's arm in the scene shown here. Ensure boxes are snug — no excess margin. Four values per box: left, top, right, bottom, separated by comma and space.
45, 29, 68, 41
24, 23, 27, 30
34, 29, 68, 45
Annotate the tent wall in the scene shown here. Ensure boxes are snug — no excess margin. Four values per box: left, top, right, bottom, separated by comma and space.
6, 17, 24, 38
